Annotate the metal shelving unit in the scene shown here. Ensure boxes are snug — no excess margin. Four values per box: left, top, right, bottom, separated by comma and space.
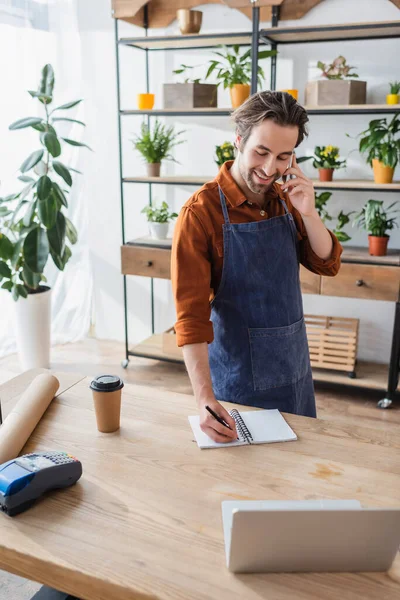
114, 7, 400, 404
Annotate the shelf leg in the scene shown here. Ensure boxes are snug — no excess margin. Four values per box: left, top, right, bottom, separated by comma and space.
378, 301, 400, 408
251, 4, 260, 95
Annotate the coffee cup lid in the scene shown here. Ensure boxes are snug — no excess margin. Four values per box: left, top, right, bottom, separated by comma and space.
90, 375, 124, 392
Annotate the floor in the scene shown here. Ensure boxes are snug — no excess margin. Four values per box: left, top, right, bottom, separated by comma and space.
0, 338, 398, 599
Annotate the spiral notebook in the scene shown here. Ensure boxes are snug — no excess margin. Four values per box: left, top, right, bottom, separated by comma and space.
188, 408, 297, 449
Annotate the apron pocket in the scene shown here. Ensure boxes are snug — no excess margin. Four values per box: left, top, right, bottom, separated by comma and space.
249, 317, 309, 391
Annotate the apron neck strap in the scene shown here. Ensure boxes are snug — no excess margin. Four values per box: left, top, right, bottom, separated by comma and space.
218, 186, 231, 224
278, 196, 290, 216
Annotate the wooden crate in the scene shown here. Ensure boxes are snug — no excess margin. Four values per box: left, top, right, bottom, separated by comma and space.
305, 314, 359, 376
163, 83, 218, 109
305, 80, 367, 106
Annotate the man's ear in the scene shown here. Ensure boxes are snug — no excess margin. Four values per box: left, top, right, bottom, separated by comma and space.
235, 135, 242, 150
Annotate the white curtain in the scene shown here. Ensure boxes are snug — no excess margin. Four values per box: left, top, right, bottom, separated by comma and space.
0, 0, 92, 357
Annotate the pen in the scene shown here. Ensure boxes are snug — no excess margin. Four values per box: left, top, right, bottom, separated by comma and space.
205, 405, 232, 430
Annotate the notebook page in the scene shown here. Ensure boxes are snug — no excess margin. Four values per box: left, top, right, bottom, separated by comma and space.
188, 415, 248, 449
239, 409, 297, 444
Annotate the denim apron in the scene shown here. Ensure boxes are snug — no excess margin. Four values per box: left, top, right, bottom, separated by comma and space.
208, 186, 316, 417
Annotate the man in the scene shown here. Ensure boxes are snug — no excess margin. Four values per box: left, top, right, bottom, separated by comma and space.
172, 91, 342, 443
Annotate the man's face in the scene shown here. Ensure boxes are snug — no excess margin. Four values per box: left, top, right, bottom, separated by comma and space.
236, 120, 299, 195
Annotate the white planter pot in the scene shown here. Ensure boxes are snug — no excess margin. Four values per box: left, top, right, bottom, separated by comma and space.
14, 287, 51, 370
149, 222, 169, 240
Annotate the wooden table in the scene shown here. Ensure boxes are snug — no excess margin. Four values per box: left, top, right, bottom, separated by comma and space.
0, 369, 399, 600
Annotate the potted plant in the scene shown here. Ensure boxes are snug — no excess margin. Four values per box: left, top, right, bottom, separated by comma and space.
164, 64, 217, 109
353, 114, 400, 184
305, 55, 366, 106
387, 81, 400, 105
132, 120, 185, 177
141, 201, 178, 240
312, 145, 346, 181
0, 64, 89, 370
205, 45, 277, 109
353, 199, 399, 256
315, 192, 352, 242
215, 141, 235, 168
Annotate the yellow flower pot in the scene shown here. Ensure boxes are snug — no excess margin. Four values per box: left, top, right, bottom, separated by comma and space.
280, 89, 298, 100
372, 159, 395, 184
386, 93, 399, 105
230, 84, 250, 109
137, 93, 155, 110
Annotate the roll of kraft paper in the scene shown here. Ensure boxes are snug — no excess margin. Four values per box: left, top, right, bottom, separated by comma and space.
0, 373, 60, 464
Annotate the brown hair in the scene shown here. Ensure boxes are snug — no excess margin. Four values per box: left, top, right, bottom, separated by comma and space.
232, 91, 309, 149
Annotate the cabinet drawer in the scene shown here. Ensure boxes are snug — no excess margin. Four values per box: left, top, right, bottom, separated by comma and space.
321, 263, 400, 302
121, 245, 171, 279
300, 266, 321, 295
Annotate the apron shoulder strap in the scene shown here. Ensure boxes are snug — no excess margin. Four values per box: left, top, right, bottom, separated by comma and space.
218, 186, 231, 224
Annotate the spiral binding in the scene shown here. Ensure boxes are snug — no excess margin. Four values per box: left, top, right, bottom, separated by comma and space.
230, 409, 253, 444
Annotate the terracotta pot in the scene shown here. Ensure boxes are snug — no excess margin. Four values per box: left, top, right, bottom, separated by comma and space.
146, 163, 161, 177
372, 159, 394, 184
386, 93, 399, 105
318, 168, 334, 182
230, 84, 251, 109
177, 9, 202, 34
137, 93, 155, 110
368, 235, 389, 256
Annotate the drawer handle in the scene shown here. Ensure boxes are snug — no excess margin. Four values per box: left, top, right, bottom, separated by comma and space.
147, 261, 153, 267
356, 279, 364, 287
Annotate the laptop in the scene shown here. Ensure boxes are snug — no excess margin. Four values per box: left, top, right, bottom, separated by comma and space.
221, 500, 400, 573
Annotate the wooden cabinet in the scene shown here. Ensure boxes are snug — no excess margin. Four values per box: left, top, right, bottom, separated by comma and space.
121, 244, 171, 279
321, 264, 400, 302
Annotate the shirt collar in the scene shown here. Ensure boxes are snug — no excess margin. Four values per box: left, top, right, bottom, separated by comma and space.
215, 160, 282, 207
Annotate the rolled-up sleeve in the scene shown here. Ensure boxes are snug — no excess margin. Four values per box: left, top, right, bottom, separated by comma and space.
171, 206, 214, 347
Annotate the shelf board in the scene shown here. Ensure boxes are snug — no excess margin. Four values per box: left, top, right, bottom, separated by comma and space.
260, 20, 400, 45
121, 104, 400, 116
129, 334, 395, 391
124, 176, 400, 192
119, 31, 252, 51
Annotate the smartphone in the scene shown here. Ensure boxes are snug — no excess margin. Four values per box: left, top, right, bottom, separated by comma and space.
282, 153, 294, 184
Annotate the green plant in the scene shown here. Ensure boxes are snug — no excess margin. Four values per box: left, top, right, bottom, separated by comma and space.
205, 45, 277, 89
173, 64, 202, 84
353, 199, 399, 237
0, 64, 90, 301
141, 201, 178, 223
352, 115, 400, 169
215, 141, 235, 167
389, 81, 400, 95
333, 210, 354, 243
132, 120, 185, 164
317, 55, 359, 80
315, 191, 333, 222
312, 145, 346, 170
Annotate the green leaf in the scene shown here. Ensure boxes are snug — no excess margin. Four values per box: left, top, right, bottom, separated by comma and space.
0, 207, 12, 217
50, 244, 71, 271
62, 138, 93, 151
28, 91, 53, 104
23, 226, 49, 273
16, 284, 28, 298
43, 132, 61, 157
9, 117, 43, 130
39, 64, 55, 99
18, 175, 35, 183
38, 194, 58, 229
11, 239, 23, 269
12, 285, 19, 301
37, 175, 52, 200
21, 150, 44, 173
1, 280, 13, 291
258, 49, 277, 59
69, 167, 82, 175
52, 182, 68, 208
22, 263, 42, 290
0, 261, 11, 278
50, 99, 83, 114
23, 200, 37, 227
47, 211, 66, 256
52, 117, 86, 127
0, 234, 14, 260
65, 217, 78, 244
52, 161, 72, 186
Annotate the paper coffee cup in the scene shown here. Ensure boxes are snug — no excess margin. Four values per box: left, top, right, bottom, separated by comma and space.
90, 375, 124, 433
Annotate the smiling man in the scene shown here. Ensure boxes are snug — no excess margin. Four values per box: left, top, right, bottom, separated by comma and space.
172, 91, 342, 443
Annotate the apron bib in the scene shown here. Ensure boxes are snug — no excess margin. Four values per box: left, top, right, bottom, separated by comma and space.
208, 186, 316, 417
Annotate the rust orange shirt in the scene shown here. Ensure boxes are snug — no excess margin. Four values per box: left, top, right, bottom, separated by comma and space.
171, 161, 342, 347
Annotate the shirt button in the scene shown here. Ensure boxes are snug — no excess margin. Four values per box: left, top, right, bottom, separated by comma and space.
260, 210, 267, 216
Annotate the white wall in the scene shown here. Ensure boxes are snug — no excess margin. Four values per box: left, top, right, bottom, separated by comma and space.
77, 0, 400, 364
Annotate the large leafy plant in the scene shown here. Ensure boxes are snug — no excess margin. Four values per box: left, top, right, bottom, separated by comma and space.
133, 120, 185, 164
353, 199, 399, 237
205, 45, 277, 89
314, 191, 352, 242
0, 64, 90, 301
353, 115, 400, 169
